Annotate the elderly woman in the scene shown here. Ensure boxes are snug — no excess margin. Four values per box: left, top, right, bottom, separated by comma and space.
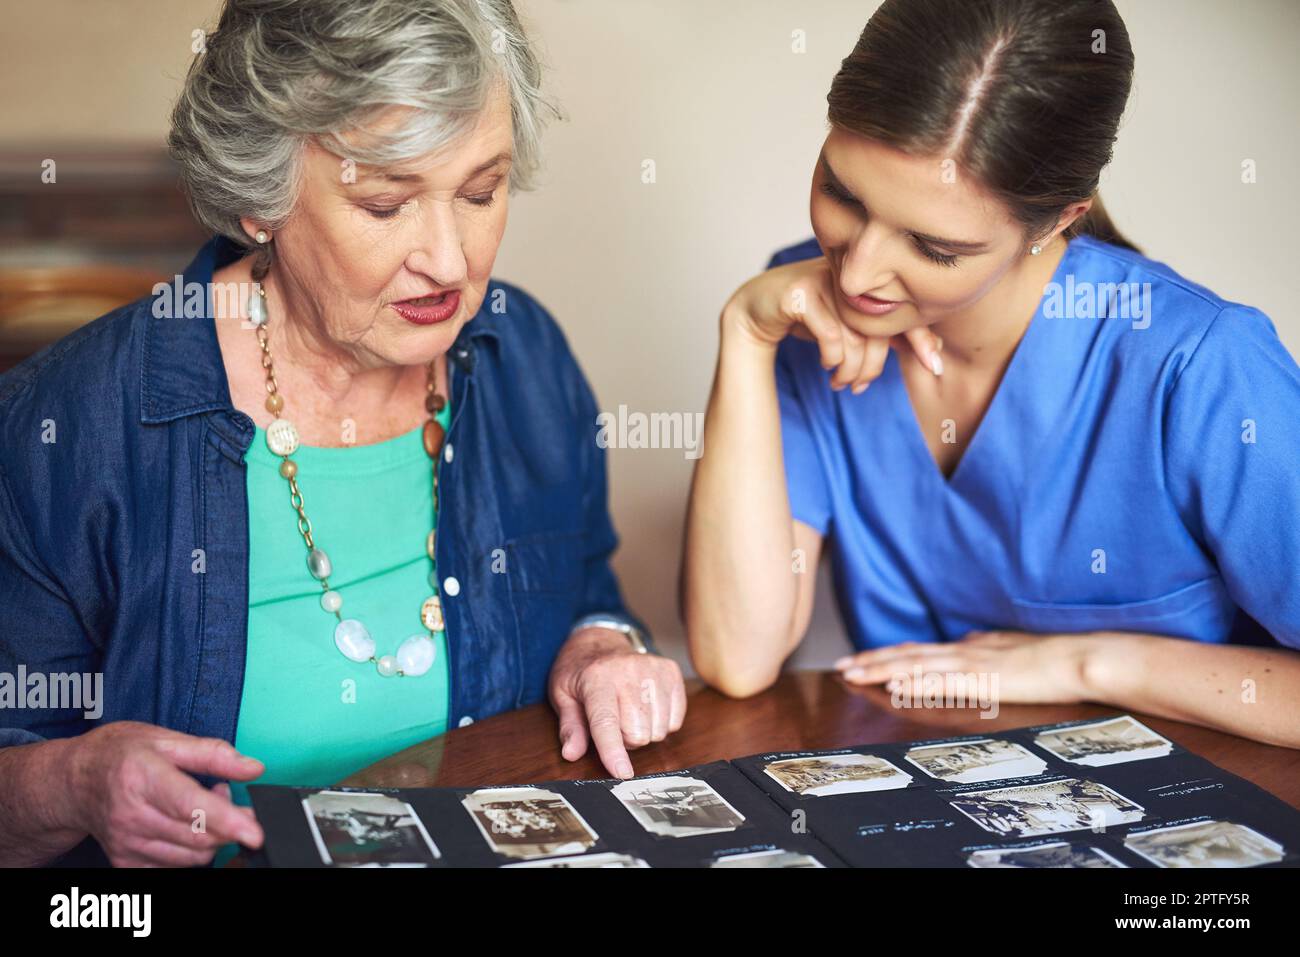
0, 0, 684, 867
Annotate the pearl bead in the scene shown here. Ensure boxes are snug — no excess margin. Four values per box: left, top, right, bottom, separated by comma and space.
266, 418, 300, 456
320, 589, 342, 613
396, 635, 436, 676
426, 530, 436, 560
307, 547, 331, 580
247, 290, 267, 326
428, 570, 439, 589
334, 618, 375, 663
279, 458, 297, 479
265, 392, 284, 414
377, 654, 399, 677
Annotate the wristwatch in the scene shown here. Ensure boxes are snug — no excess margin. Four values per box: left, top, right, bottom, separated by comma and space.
569, 613, 658, 656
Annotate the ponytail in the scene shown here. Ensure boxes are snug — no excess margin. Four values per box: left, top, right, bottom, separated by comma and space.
1068, 193, 1140, 254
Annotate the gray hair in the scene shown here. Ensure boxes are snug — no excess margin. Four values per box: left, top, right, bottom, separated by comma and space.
168, 0, 559, 245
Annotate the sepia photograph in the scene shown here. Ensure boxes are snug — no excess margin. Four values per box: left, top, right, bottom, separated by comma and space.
1034, 717, 1174, 766
966, 841, 1126, 868
462, 787, 598, 861
905, 739, 1048, 783
763, 753, 913, 796
949, 778, 1145, 838
1124, 819, 1286, 868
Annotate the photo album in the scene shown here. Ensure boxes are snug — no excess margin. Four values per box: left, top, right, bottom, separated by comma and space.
248, 714, 1300, 868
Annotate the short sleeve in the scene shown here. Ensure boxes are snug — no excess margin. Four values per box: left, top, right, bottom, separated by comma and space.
1161, 305, 1300, 649
774, 337, 833, 535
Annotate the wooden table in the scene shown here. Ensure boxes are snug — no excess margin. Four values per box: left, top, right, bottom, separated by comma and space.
338, 670, 1300, 809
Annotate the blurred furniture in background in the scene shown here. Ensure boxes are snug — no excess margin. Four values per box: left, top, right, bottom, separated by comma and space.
0, 147, 207, 372
0, 266, 163, 371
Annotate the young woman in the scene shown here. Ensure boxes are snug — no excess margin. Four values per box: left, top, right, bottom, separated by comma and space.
683, 0, 1300, 747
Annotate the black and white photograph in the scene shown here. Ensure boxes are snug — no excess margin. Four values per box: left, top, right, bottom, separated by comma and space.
462, 787, 598, 861
709, 848, 826, 868
949, 778, 1145, 838
610, 775, 746, 838
1034, 716, 1174, 766
904, 738, 1048, 783
966, 841, 1127, 868
763, 753, 913, 796
1124, 819, 1287, 868
302, 790, 441, 868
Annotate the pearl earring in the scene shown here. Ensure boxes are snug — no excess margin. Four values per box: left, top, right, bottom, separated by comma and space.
255, 229, 269, 244
1030, 243, 1043, 256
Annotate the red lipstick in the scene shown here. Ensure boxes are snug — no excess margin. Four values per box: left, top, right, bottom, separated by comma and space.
391, 289, 461, 325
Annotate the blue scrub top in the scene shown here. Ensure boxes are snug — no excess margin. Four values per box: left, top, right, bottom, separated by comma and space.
771, 235, 1300, 651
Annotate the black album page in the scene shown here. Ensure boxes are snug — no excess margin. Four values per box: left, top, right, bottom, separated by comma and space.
250, 714, 1300, 868
250, 759, 845, 868
732, 714, 1300, 867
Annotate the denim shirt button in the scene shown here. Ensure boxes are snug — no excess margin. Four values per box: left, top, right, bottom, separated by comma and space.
444, 442, 454, 464
443, 575, 460, 596
457, 715, 474, 728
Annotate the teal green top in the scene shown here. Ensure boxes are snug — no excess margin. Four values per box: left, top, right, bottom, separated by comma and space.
216, 399, 452, 866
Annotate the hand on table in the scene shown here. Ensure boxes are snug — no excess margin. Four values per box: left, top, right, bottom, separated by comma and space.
548, 627, 687, 779
834, 630, 1093, 704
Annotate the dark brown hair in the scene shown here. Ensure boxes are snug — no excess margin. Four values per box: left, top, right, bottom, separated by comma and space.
828, 0, 1139, 253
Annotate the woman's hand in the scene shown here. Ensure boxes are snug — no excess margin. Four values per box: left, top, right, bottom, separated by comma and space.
548, 627, 687, 780
63, 721, 265, 867
725, 255, 944, 393
834, 631, 1091, 704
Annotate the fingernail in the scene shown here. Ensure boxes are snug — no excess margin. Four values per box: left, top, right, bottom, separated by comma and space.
844, 668, 867, 682
833, 656, 853, 670
929, 353, 944, 377
617, 761, 634, 779
851, 383, 868, 395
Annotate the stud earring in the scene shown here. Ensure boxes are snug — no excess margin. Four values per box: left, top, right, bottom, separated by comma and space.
255, 229, 269, 244
1030, 243, 1043, 256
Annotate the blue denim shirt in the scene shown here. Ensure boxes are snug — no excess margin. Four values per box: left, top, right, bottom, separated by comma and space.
0, 236, 646, 860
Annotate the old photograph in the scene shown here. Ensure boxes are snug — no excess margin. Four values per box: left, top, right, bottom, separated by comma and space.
504, 852, 649, 868
1124, 819, 1286, 868
709, 848, 826, 868
302, 790, 441, 867
966, 841, 1127, 868
763, 753, 913, 796
610, 775, 746, 837
905, 738, 1048, 783
462, 787, 598, 861
1034, 716, 1174, 766
949, 778, 1145, 838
